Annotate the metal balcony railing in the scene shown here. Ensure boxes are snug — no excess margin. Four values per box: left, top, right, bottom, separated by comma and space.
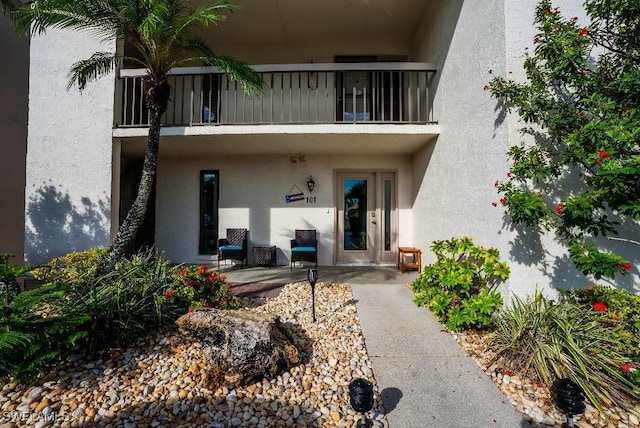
116, 62, 437, 127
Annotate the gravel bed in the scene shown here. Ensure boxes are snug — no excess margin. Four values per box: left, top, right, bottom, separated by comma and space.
0, 282, 387, 428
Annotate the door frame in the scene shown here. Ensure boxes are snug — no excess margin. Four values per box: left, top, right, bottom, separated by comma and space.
334, 170, 398, 264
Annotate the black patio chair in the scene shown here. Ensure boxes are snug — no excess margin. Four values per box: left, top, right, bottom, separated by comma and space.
290, 229, 318, 270
218, 228, 248, 269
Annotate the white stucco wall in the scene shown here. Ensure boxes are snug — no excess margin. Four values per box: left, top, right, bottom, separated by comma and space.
155, 153, 413, 265
25, 29, 115, 264
0, 16, 29, 264
410, 0, 638, 296
410, 0, 512, 289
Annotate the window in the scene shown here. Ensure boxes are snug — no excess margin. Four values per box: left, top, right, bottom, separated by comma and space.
199, 170, 219, 254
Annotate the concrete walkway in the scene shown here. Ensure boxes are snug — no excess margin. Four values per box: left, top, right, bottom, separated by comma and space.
223, 266, 531, 428
351, 283, 531, 428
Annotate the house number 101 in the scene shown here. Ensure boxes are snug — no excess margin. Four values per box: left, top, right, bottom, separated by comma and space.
306, 196, 317, 204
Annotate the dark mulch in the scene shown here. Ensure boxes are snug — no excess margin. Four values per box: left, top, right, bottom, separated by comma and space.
229, 282, 285, 299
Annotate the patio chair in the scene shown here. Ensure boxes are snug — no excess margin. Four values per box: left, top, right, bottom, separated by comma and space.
218, 228, 248, 269
290, 229, 318, 270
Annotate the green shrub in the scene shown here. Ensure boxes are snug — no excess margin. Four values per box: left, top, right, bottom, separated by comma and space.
31, 248, 106, 286
411, 237, 508, 331
0, 282, 89, 381
489, 291, 639, 416
64, 249, 184, 351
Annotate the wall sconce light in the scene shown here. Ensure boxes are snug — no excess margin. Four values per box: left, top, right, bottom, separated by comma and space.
307, 176, 315, 192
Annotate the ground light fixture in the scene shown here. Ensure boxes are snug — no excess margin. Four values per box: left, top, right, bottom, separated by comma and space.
349, 377, 374, 427
307, 268, 318, 322
307, 175, 315, 192
552, 378, 586, 427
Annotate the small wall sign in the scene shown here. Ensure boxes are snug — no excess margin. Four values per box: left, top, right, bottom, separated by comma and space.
286, 185, 305, 203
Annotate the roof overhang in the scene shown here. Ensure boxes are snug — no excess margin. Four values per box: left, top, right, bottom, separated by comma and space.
114, 124, 439, 157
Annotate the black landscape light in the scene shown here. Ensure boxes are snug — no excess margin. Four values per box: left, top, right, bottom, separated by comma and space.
349, 377, 374, 427
307, 268, 318, 322
552, 378, 586, 427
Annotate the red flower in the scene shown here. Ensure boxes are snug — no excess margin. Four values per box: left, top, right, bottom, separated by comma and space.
494, 180, 501, 188
188, 307, 195, 313
492, 202, 498, 207
189, 279, 197, 286
619, 263, 632, 272
162, 289, 175, 299
500, 197, 507, 206
178, 268, 188, 276
507, 172, 512, 178
220, 275, 227, 282
556, 203, 564, 215
225, 284, 232, 291
621, 363, 637, 374
579, 27, 588, 37
596, 149, 610, 164
203, 304, 212, 310
199, 264, 207, 270
206, 274, 214, 284
592, 302, 607, 312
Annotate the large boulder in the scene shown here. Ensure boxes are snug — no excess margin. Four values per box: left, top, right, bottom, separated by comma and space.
175, 309, 300, 388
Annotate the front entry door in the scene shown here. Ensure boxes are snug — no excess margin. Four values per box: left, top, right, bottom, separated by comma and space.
336, 171, 397, 264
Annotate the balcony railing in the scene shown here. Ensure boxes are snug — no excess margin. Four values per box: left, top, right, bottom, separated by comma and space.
116, 62, 437, 127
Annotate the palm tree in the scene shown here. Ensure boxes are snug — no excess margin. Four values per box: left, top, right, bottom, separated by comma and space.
17, 0, 264, 275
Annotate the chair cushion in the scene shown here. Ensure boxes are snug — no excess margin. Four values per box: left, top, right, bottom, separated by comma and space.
292, 246, 316, 252
220, 245, 243, 251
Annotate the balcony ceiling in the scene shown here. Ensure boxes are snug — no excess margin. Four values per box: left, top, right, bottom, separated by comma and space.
202, 0, 431, 46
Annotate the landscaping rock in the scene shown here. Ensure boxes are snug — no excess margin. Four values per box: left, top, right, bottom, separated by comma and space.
175, 309, 300, 388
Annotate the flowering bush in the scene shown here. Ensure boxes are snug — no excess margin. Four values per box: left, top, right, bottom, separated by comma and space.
486, 0, 639, 279
621, 363, 640, 387
168, 264, 240, 311
561, 284, 640, 362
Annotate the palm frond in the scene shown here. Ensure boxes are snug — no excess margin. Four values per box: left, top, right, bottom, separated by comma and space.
67, 51, 121, 90
174, 1, 237, 34
25, 0, 121, 41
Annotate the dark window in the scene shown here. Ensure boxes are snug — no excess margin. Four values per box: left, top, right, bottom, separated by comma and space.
199, 170, 219, 254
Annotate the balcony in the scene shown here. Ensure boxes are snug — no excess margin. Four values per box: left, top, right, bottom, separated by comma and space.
116, 62, 437, 128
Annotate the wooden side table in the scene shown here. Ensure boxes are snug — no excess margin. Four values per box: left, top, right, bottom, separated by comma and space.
398, 247, 422, 273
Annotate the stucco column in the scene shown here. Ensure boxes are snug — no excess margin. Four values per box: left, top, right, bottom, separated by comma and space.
25, 29, 116, 264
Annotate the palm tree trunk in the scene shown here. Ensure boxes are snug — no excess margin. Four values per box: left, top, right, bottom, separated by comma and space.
95, 108, 163, 276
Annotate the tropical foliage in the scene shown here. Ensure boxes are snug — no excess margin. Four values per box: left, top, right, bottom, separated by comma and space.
411, 237, 509, 331
487, 0, 640, 279
1, 247, 239, 380
12, 0, 264, 274
490, 291, 639, 415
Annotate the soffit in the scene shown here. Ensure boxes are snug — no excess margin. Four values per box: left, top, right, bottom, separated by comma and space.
201, 0, 431, 46
117, 127, 438, 157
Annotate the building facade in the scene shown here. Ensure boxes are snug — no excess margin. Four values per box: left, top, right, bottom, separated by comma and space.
20, 0, 639, 296
0, 14, 28, 265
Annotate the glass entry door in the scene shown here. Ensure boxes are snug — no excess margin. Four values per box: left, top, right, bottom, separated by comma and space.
336, 171, 396, 264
